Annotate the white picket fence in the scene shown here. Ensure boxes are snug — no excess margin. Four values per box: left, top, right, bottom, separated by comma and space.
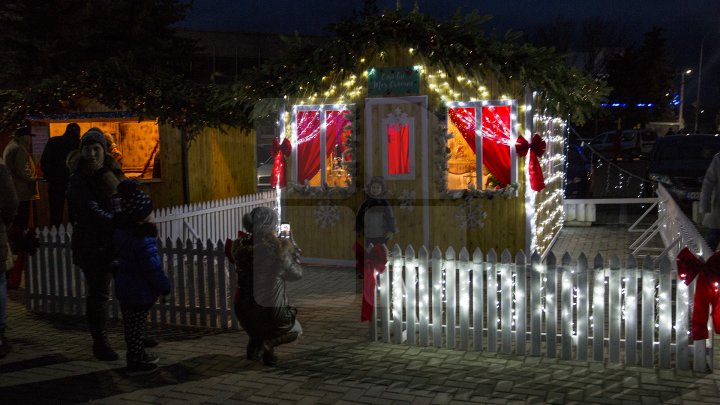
370, 245, 708, 372
152, 191, 277, 242
26, 228, 239, 330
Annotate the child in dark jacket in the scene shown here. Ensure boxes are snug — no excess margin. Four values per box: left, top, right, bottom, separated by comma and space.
113, 179, 171, 376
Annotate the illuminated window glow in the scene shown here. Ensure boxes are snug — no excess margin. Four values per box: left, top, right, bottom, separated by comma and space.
446, 101, 517, 190
293, 105, 353, 188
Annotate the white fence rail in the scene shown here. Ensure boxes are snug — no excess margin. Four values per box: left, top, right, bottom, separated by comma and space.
153, 191, 277, 242
655, 184, 712, 260
370, 245, 708, 372
26, 228, 239, 330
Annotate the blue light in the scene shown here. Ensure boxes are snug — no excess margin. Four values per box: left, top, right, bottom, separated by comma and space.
600, 102, 656, 108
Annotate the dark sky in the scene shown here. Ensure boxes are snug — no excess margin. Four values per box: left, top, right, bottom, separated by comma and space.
177, 0, 720, 111
178, 0, 716, 54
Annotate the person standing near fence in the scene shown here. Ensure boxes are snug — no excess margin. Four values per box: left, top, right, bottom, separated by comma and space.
700, 151, 720, 250
3, 126, 38, 247
354, 176, 397, 279
40, 122, 80, 227
230, 206, 303, 366
0, 155, 19, 359
113, 179, 170, 376
66, 128, 126, 361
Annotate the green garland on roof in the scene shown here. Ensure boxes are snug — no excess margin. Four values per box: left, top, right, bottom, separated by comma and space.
234, 9, 609, 126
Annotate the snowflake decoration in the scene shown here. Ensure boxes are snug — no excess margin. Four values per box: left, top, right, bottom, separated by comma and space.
455, 200, 488, 229
397, 189, 416, 211
313, 200, 340, 228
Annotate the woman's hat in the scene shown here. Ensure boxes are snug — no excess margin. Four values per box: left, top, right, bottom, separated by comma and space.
80, 127, 107, 151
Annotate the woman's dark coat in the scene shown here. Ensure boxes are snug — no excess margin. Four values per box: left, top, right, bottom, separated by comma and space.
66, 151, 126, 269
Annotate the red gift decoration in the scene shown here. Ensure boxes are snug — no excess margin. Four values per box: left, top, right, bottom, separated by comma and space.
515, 133, 546, 192
676, 247, 720, 340
360, 243, 389, 322
271, 138, 292, 188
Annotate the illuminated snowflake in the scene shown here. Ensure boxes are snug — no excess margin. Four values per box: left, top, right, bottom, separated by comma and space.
397, 189, 416, 211
456, 200, 488, 229
313, 200, 340, 228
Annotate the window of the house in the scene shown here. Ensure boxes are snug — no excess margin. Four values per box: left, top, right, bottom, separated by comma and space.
446, 101, 517, 190
381, 108, 415, 179
293, 105, 353, 188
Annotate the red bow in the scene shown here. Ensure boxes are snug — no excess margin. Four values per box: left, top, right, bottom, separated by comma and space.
676, 247, 720, 339
271, 138, 292, 188
515, 134, 546, 192
358, 243, 389, 322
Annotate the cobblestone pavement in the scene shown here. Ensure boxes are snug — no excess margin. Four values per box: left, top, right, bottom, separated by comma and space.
2, 226, 718, 404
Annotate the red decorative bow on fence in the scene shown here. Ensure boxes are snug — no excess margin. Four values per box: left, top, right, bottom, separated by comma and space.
359, 243, 389, 322
676, 247, 720, 339
515, 133, 546, 192
271, 138, 292, 188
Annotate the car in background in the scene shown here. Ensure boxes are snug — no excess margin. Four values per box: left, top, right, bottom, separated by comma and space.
256, 144, 273, 189
564, 143, 592, 198
647, 134, 720, 209
635, 129, 658, 156
585, 129, 657, 159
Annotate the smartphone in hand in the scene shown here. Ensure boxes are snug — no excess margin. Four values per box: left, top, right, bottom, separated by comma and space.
279, 223, 291, 239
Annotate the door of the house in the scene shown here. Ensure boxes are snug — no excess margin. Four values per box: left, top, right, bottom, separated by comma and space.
364, 96, 429, 250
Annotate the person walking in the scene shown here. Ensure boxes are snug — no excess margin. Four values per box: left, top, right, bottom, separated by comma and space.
700, 152, 720, 250
40, 123, 81, 227
66, 127, 126, 361
113, 179, 170, 376
3, 126, 39, 246
230, 206, 303, 366
0, 156, 19, 359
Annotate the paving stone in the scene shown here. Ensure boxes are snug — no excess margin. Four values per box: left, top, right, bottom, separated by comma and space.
4, 227, 719, 404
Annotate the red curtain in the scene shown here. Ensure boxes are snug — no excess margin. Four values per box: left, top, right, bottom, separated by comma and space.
448, 106, 511, 186
387, 122, 410, 174
449, 107, 477, 153
325, 110, 350, 160
296, 110, 321, 184
481, 105, 511, 186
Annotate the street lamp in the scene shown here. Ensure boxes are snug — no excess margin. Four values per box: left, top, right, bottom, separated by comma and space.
679, 69, 692, 130
694, 35, 706, 133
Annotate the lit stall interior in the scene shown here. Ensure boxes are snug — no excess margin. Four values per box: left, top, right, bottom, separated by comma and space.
48, 119, 161, 179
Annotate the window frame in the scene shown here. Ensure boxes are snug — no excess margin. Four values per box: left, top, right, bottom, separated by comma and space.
445, 100, 518, 191
290, 103, 354, 189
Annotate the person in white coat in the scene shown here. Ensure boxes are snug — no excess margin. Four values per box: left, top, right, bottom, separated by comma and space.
699, 152, 720, 250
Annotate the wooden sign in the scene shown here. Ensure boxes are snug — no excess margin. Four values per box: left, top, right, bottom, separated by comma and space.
367, 66, 420, 97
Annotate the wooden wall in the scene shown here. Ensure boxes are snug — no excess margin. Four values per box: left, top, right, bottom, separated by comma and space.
146, 125, 257, 208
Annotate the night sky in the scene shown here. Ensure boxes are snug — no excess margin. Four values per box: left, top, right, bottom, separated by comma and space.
177, 0, 719, 110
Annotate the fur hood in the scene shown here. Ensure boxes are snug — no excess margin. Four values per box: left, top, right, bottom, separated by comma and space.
67, 150, 126, 199
66, 149, 122, 175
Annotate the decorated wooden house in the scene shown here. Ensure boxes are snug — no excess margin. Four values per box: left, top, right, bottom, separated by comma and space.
249, 10, 606, 265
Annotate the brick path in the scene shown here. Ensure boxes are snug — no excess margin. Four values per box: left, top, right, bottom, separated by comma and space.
2, 226, 719, 404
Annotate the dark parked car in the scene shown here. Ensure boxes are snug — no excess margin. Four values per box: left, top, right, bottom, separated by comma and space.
647, 134, 720, 206
565, 143, 592, 198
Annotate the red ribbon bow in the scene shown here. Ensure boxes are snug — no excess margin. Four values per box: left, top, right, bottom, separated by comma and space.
676, 247, 720, 339
515, 133, 546, 192
271, 138, 292, 188
357, 243, 389, 322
